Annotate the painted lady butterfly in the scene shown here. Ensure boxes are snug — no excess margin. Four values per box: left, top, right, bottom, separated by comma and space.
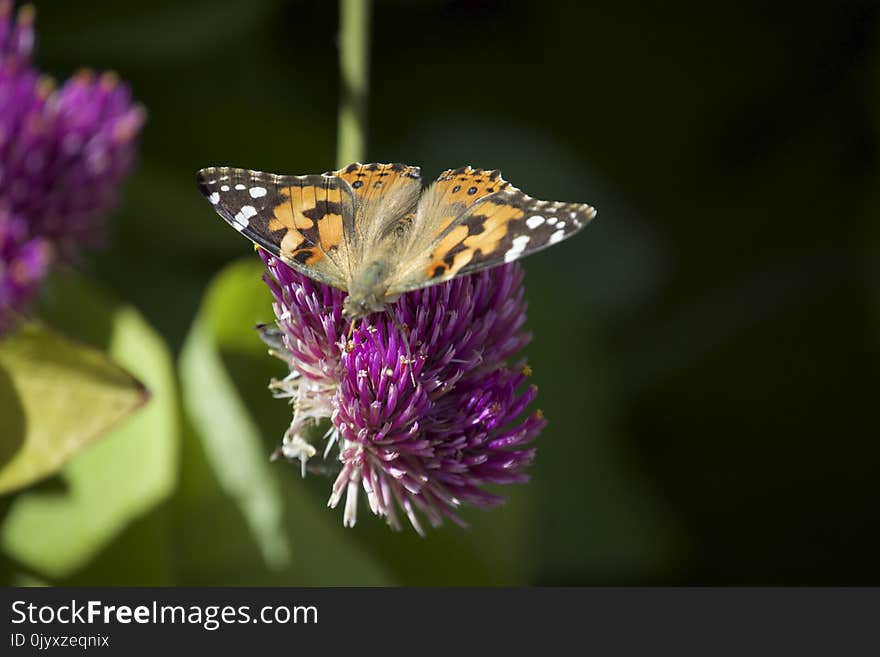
197, 163, 597, 319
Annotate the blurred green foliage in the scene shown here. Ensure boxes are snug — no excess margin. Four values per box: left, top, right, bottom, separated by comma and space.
0, 321, 147, 496
0, 0, 876, 584
2, 275, 176, 580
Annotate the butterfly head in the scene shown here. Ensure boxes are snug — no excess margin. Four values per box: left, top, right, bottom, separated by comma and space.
342, 260, 395, 320
342, 293, 386, 321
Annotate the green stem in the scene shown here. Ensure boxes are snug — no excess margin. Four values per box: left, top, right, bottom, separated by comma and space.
336, 0, 371, 167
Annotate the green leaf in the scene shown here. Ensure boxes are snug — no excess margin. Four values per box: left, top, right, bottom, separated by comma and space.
0, 322, 148, 495
178, 258, 394, 585
0, 277, 179, 579
180, 309, 291, 569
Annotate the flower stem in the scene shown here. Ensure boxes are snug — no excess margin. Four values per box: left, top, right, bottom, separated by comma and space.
336, 0, 371, 168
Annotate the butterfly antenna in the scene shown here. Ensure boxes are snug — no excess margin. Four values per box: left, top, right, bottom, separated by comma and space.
385, 305, 417, 388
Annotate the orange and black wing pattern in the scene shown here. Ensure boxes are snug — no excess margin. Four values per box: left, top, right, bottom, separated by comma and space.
391, 167, 597, 292
197, 166, 354, 289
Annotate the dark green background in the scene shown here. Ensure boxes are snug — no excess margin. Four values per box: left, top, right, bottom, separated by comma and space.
5, 0, 877, 584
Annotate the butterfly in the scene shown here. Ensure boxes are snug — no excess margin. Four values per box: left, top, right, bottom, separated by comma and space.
197, 162, 597, 320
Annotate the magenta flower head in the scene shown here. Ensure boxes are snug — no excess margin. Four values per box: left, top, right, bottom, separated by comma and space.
259, 250, 546, 534
0, 210, 49, 331
0, 1, 144, 331
0, 0, 31, 63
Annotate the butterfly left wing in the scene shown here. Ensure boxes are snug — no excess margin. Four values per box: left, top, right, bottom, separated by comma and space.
387, 166, 597, 294
197, 166, 355, 289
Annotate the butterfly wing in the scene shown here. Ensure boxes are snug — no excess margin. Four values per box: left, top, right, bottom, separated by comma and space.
387, 167, 597, 294
332, 162, 422, 263
197, 166, 355, 289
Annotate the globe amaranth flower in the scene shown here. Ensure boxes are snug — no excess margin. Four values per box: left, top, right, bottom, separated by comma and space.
0, 210, 49, 331
0, 0, 144, 331
259, 249, 546, 534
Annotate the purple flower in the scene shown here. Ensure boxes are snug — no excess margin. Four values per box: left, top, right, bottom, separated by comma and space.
0, 0, 32, 64
27, 69, 144, 253
0, 1, 143, 331
260, 250, 546, 534
0, 210, 49, 331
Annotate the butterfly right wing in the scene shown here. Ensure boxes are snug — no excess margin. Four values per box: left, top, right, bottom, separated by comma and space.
197, 166, 355, 290
387, 166, 596, 294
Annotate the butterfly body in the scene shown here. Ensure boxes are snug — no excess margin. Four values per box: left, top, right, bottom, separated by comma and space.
197, 163, 597, 319
344, 259, 398, 319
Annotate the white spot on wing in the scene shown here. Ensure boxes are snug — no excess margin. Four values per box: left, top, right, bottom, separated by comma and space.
526, 215, 545, 229
208, 192, 220, 204
547, 216, 557, 225
249, 186, 267, 198
549, 229, 565, 245
235, 183, 246, 190
233, 205, 258, 231
504, 235, 530, 263
220, 185, 230, 192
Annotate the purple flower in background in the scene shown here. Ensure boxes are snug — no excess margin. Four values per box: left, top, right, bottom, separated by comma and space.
260, 250, 546, 534
0, 0, 31, 63
0, 0, 143, 332
0, 210, 49, 331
